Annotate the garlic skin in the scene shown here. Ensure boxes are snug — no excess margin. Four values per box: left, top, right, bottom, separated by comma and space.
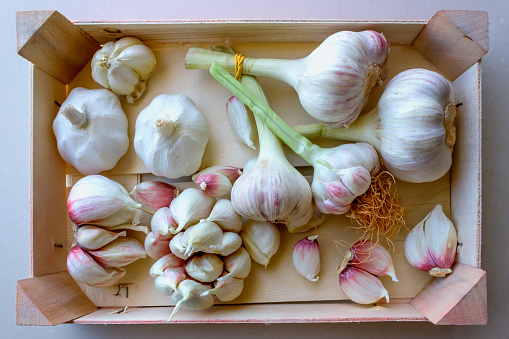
76, 226, 126, 251
134, 95, 209, 179
192, 165, 242, 183
91, 37, 156, 103
169, 188, 216, 234
339, 266, 389, 304
201, 273, 244, 302
183, 220, 223, 256
67, 245, 126, 288
131, 181, 178, 214
150, 253, 186, 278
169, 232, 190, 260
52, 87, 129, 175
88, 237, 146, 268
292, 235, 320, 282
348, 240, 398, 282
67, 175, 143, 226
404, 204, 457, 277
205, 199, 243, 233
196, 173, 232, 198
185, 254, 224, 283
144, 231, 173, 259
226, 96, 256, 149
220, 247, 252, 280
151, 207, 177, 236
240, 220, 280, 267
169, 280, 215, 321
210, 232, 242, 256
155, 266, 187, 296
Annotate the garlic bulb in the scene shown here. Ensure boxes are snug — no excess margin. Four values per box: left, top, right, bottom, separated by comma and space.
88, 237, 146, 268
76, 226, 126, 251
292, 235, 320, 282
134, 94, 210, 179
186, 30, 388, 127
144, 231, 173, 259
131, 181, 179, 214
240, 220, 280, 267
52, 87, 129, 175
404, 204, 457, 277
91, 37, 156, 103
339, 266, 389, 304
169, 188, 216, 234
169, 280, 215, 321
295, 69, 456, 183
67, 175, 143, 226
226, 96, 256, 149
185, 253, 224, 283
205, 199, 243, 233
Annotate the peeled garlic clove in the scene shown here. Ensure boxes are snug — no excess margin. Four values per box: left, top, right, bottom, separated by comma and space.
206, 199, 243, 233
201, 273, 244, 302
185, 253, 224, 283
68, 175, 143, 227
192, 165, 242, 183
155, 266, 187, 296
240, 220, 280, 267
339, 266, 389, 304
88, 237, 146, 268
220, 247, 252, 281
67, 245, 126, 287
150, 252, 186, 278
151, 207, 177, 236
292, 235, 320, 282
209, 232, 242, 256
145, 231, 173, 259
196, 173, 232, 198
349, 240, 398, 282
131, 181, 178, 214
169, 188, 216, 234
183, 220, 223, 256
169, 232, 190, 260
226, 96, 256, 149
169, 280, 215, 321
76, 225, 126, 251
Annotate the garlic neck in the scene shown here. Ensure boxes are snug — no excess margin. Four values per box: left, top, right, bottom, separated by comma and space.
364, 65, 383, 95
444, 103, 457, 148
155, 117, 175, 137
62, 104, 86, 128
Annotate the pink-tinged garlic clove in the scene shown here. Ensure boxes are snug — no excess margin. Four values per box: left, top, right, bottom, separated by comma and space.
67, 245, 126, 287
88, 237, 146, 268
131, 181, 178, 214
349, 240, 398, 282
196, 173, 232, 198
151, 207, 177, 236
155, 266, 187, 296
149, 252, 187, 278
192, 165, 242, 183
292, 235, 320, 281
144, 231, 173, 259
338, 266, 389, 304
76, 225, 126, 250
404, 219, 436, 272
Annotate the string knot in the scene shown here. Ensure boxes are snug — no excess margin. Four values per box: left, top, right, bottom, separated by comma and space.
234, 54, 246, 81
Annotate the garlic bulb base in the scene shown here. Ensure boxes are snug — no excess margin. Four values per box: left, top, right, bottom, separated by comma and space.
429, 267, 452, 278
444, 103, 457, 148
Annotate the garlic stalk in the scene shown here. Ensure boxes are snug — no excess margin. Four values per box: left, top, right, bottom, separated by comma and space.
186, 31, 388, 127
88, 237, 146, 268
144, 231, 173, 259
76, 226, 126, 251
210, 62, 380, 215
91, 37, 156, 103
185, 253, 224, 283
52, 87, 129, 175
404, 204, 457, 277
168, 280, 215, 322
131, 181, 179, 214
134, 95, 210, 179
67, 175, 143, 226
294, 69, 456, 183
226, 96, 257, 149
292, 235, 320, 282
240, 220, 280, 267
169, 188, 216, 234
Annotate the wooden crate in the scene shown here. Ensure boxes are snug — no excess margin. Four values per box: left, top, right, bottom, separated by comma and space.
15, 10, 488, 325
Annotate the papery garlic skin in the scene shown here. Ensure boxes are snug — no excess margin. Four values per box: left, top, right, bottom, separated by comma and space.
339, 266, 389, 304
196, 173, 232, 198
220, 247, 252, 280
192, 166, 242, 183
185, 254, 224, 283
88, 237, 146, 268
292, 235, 320, 282
150, 253, 186, 278
76, 226, 126, 251
349, 240, 398, 282
91, 37, 156, 102
206, 199, 243, 233
134, 95, 209, 179
53, 87, 129, 175
201, 273, 244, 302
169, 188, 216, 234
226, 96, 256, 149
145, 231, 173, 259
67, 175, 143, 226
169, 280, 215, 321
67, 245, 126, 288
131, 181, 178, 214
240, 220, 280, 267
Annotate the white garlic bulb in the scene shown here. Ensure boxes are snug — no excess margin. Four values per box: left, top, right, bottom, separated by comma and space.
91, 37, 156, 103
52, 87, 128, 175
134, 95, 210, 179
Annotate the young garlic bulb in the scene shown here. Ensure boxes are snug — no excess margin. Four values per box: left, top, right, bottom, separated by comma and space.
91, 37, 156, 103
52, 87, 129, 175
186, 30, 389, 127
134, 95, 210, 179
294, 69, 456, 183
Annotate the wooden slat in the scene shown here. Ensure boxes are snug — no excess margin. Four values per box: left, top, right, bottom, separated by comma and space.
411, 263, 487, 325
412, 10, 488, 80
16, 272, 97, 326
16, 10, 100, 83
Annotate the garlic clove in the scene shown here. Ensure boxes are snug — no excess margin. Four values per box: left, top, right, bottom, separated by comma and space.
67, 245, 126, 287
131, 181, 178, 214
150, 252, 186, 278
102, 223, 149, 234
169, 232, 190, 260
206, 199, 243, 233
201, 272, 244, 302
144, 231, 173, 259
292, 235, 320, 282
338, 266, 389, 304
404, 217, 437, 272
169, 279, 215, 321
151, 207, 177, 236
108, 62, 140, 96
226, 96, 256, 149
76, 225, 126, 251
191, 165, 243, 183
424, 205, 457, 275
240, 220, 280, 267
169, 188, 216, 234
116, 43, 156, 79
209, 232, 242, 256
155, 266, 187, 296
88, 237, 146, 268
185, 253, 224, 283
219, 247, 252, 281
183, 220, 223, 256
349, 240, 398, 282
287, 210, 324, 234
196, 173, 232, 198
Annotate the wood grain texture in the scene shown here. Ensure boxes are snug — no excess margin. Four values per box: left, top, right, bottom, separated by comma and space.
411, 263, 487, 325
16, 272, 97, 326
412, 10, 488, 80
16, 10, 100, 83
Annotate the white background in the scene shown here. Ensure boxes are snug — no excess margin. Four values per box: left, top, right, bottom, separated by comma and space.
2, 0, 508, 337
